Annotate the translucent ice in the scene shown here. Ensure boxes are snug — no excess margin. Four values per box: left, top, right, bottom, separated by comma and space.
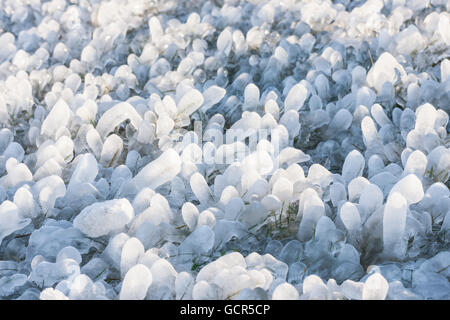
359, 183, 384, 218
284, 83, 308, 111
246, 27, 264, 50
73, 198, 134, 237
362, 273, 389, 300
68, 153, 98, 190
271, 177, 293, 202
125, 149, 181, 195
438, 14, 450, 45
132, 188, 156, 214
190, 172, 213, 205
202, 85, 226, 111
402, 150, 427, 178
0, 273, 27, 297
120, 264, 152, 300
315, 216, 338, 241
86, 128, 103, 158
418, 251, 450, 278
280, 110, 300, 140
176, 89, 204, 121
330, 182, 347, 207
129, 193, 174, 228
0, 0, 447, 302
277, 147, 310, 167
287, 261, 306, 285
441, 59, 450, 83
243, 83, 260, 111
307, 164, 332, 189
41, 99, 72, 138
175, 271, 194, 300
30, 257, 80, 288
366, 52, 406, 93
192, 280, 221, 300
197, 252, 246, 283
383, 192, 407, 260
120, 237, 145, 277
96, 102, 142, 139
0, 201, 31, 245
371, 104, 391, 128
99, 134, 123, 167
342, 150, 365, 184
103, 233, 130, 270
302, 275, 328, 299
238, 200, 268, 229
328, 109, 352, 132
389, 174, 424, 205
67, 274, 98, 300
178, 225, 214, 262
341, 280, 364, 300
146, 259, 177, 299
387, 280, 420, 300
40, 288, 69, 300
395, 25, 425, 55
339, 202, 361, 234
272, 282, 299, 300
297, 190, 325, 241
413, 269, 450, 299
57, 246, 82, 265
279, 240, 303, 265
0, 160, 32, 190
80, 46, 97, 64
181, 202, 199, 231
155, 114, 173, 138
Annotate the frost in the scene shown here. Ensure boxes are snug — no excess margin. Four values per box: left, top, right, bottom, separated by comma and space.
0, 0, 448, 302
178, 225, 214, 263
366, 52, 406, 93
0, 201, 31, 245
73, 199, 134, 238
362, 273, 389, 300
284, 83, 308, 111
120, 264, 152, 300
124, 149, 181, 195
272, 283, 299, 300
176, 89, 204, 121
40, 99, 72, 138
383, 192, 408, 260
96, 102, 143, 139
202, 85, 226, 112
389, 174, 424, 205
297, 189, 325, 241
340, 202, 361, 234
342, 150, 365, 184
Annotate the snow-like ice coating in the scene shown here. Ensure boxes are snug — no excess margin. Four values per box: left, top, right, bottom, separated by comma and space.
0, 0, 448, 300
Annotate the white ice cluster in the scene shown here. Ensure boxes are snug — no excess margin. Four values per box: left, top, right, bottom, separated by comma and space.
0, 0, 449, 300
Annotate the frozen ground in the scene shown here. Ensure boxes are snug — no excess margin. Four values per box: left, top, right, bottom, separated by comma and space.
0, 0, 449, 300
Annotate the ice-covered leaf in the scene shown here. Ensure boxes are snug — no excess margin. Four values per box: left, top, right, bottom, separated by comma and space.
73, 198, 134, 238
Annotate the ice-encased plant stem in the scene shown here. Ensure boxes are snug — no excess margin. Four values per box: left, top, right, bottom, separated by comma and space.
382, 192, 408, 260
0, 0, 447, 301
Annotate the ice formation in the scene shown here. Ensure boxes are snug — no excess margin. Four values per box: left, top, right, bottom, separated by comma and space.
0, 0, 448, 301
